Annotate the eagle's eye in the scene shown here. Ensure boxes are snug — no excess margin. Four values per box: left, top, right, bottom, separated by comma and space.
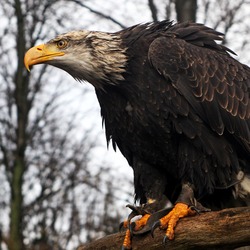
56, 39, 67, 49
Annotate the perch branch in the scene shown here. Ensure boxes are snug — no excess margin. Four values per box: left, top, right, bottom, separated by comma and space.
78, 207, 250, 250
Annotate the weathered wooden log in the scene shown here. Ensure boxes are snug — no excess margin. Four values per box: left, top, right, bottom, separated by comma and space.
78, 207, 250, 250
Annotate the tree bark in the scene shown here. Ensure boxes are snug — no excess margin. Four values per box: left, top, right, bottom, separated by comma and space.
148, 0, 158, 21
10, 0, 29, 249
175, 0, 197, 22
78, 207, 250, 250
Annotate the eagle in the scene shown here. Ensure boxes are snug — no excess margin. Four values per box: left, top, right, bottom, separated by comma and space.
24, 21, 250, 249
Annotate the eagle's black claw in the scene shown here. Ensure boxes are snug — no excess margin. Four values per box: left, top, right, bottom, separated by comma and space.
163, 235, 169, 245
129, 221, 136, 233
119, 221, 125, 232
151, 220, 161, 238
126, 204, 137, 211
121, 246, 130, 250
126, 204, 148, 215
189, 204, 211, 214
189, 205, 201, 215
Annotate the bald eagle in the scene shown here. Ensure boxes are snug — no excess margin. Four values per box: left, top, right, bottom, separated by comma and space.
25, 21, 250, 249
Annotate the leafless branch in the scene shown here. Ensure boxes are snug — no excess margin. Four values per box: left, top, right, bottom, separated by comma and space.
69, 0, 126, 29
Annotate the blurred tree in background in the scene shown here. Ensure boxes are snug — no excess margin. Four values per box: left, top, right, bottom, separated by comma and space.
0, 1, 131, 249
0, 0, 250, 250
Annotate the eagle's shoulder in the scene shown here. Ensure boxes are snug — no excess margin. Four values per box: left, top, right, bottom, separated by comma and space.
147, 23, 250, 151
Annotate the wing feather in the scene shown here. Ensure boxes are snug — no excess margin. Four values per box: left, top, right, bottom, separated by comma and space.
148, 35, 250, 151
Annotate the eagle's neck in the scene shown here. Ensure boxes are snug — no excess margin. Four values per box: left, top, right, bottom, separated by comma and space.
93, 33, 128, 87
74, 32, 128, 88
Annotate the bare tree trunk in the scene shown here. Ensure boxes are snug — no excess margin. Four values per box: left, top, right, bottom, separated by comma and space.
78, 207, 250, 250
148, 0, 158, 21
175, 0, 197, 22
10, 0, 29, 249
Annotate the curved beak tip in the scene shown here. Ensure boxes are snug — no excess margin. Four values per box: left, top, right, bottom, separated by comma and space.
25, 63, 31, 72
24, 57, 29, 71
24, 44, 45, 72
24, 49, 33, 72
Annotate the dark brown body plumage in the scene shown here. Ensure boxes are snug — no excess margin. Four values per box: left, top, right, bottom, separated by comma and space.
24, 20, 250, 212
96, 21, 250, 210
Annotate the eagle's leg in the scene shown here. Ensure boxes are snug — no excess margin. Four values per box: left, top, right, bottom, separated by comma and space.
151, 183, 210, 241
120, 211, 151, 250
120, 159, 171, 249
120, 204, 155, 250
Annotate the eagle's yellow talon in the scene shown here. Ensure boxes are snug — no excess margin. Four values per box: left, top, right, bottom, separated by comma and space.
122, 229, 132, 250
132, 214, 151, 231
159, 203, 197, 240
